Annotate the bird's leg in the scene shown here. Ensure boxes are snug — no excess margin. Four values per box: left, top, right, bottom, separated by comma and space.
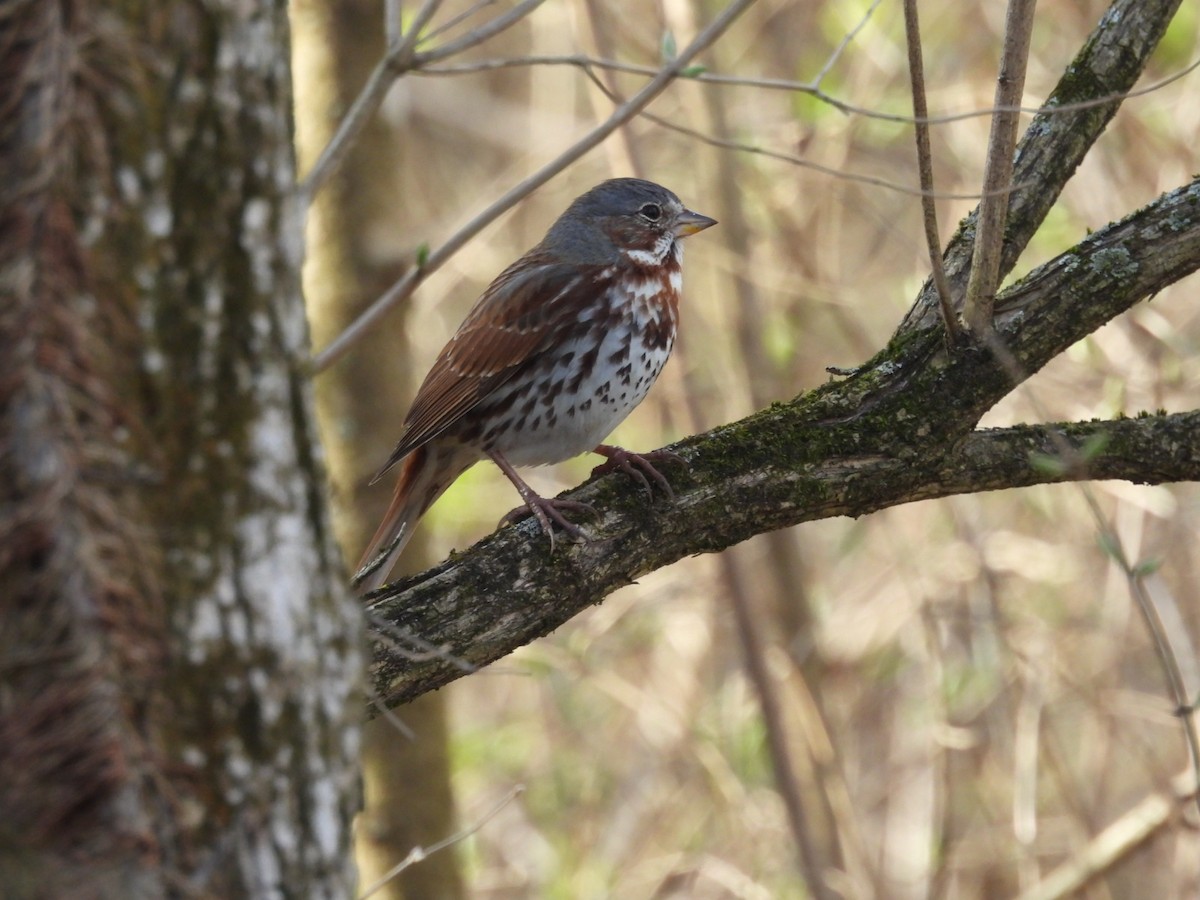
590, 443, 686, 501
488, 450, 595, 551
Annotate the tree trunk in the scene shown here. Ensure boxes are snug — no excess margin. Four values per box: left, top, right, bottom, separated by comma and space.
1, 1, 361, 895
293, 0, 464, 896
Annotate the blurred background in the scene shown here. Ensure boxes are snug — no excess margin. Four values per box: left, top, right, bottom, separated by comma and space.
294, 0, 1200, 896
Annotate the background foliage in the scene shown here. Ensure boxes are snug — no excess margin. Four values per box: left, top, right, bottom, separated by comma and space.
301, 0, 1200, 896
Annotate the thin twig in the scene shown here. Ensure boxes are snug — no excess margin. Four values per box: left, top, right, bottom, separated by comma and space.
296, 0, 438, 205
298, 56, 395, 202
384, 0, 402, 47
1015, 768, 1199, 900
1081, 487, 1200, 818
902, 0, 961, 345
416, 0, 547, 65
357, 785, 525, 899
422, 0, 498, 43
297, 0, 540, 203
979, 328, 1200, 821
391, 0, 443, 70
812, 0, 886, 87
634, 104, 1027, 201
569, 61, 1013, 202
963, 0, 1038, 333
420, 51, 1200, 128
310, 0, 759, 373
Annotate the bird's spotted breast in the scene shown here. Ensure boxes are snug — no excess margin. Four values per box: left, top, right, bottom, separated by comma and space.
468, 266, 680, 468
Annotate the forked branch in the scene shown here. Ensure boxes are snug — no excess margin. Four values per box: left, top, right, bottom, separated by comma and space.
366, 176, 1200, 707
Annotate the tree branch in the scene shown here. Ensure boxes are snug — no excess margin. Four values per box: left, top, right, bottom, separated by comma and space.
363, 0, 1196, 709
902, 0, 959, 343
309, 0, 758, 372
369, 408, 1200, 705
962, 0, 1037, 332
901, 0, 1183, 332
366, 176, 1200, 707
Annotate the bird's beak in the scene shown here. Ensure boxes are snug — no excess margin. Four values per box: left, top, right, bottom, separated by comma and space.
673, 209, 718, 237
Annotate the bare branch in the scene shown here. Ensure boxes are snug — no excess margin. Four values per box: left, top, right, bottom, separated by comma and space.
1089, 496, 1200, 817
366, 177, 1200, 706
297, 0, 542, 203
297, 40, 409, 203
1015, 769, 1198, 900
419, 48, 1200, 129
410, 0, 1192, 210
609, 94, 1018, 201
422, 1, 501, 43
811, 0, 886, 87
963, 0, 1038, 333
900, 0, 1183, 334
384, 0, 401, 46
903, 0, 960, 345
370, 405, 1200, 706
310, 0, 759, 373
416, 0, 547, 64
392, 0, 443, 68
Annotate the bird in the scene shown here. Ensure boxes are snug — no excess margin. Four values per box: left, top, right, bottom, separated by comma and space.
353, 178, 716, 593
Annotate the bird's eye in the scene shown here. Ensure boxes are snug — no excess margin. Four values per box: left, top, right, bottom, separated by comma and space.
639, 202, 662, 221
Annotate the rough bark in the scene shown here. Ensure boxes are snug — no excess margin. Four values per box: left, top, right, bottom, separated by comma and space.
901, 0, 1183, 332
293, 0, 464, 895
0, 0, 362, 895
116, 3, 362, 894
0, 2, 162, 894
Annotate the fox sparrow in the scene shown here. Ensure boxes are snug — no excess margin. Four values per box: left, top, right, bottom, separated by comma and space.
354, 178, 716, 592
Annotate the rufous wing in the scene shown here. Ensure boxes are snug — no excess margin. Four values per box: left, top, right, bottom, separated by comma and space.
369, 256, 607, 483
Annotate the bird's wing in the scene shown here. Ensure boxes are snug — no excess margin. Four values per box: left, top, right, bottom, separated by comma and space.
370, 257, 606, 483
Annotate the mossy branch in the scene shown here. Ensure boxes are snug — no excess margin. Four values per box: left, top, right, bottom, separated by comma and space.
367, 177, 1200, 707
900, 0, 1182, 333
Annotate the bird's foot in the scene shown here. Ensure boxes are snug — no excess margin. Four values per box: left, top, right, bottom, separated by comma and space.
498, 496, 596, 552
489, 449, 596, 552
590, 444, 685, 501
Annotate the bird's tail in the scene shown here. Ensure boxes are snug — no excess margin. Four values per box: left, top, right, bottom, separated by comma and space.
352, 444, 473, 595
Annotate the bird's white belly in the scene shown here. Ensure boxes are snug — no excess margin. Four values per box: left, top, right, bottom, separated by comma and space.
492, 304, 674, 467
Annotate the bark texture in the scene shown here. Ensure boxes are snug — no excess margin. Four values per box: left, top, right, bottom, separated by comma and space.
2, 0, 362, 896
110, 2, 362, 894
293, 0, 464, 895
0, 2, 162, 894
900, 0, 1183, 332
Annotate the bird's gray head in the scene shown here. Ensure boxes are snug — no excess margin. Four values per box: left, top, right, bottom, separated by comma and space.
541, 178, 716, 266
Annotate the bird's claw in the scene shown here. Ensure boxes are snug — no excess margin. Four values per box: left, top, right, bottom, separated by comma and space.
498, 496, 596, 553
591, 445, 685, 501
